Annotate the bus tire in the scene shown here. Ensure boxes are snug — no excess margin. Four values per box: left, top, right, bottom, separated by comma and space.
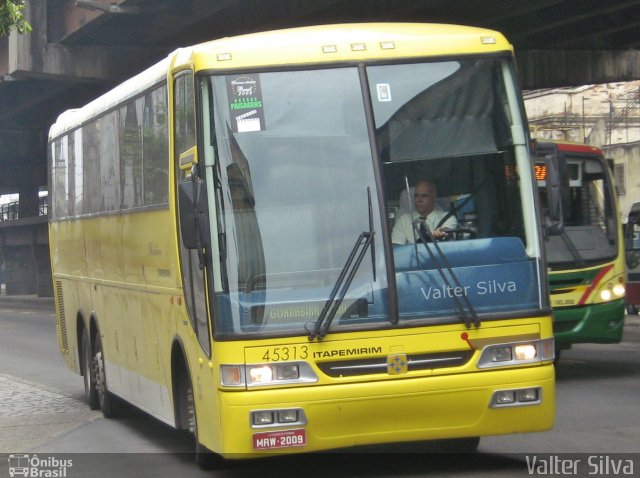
94, 333, 120, 418
183, 375, 223, 469
437, 437, 480, 453
627, 304, 638, 315
81, 328, 99, 410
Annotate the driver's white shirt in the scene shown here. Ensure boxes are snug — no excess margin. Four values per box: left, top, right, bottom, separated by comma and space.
391, 209, 458, 244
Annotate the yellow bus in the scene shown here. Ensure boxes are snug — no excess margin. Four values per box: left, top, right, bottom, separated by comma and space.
535, 141, 626, 360
49, 23, 555, 467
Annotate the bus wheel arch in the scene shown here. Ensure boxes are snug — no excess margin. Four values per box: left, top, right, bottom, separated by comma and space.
171, 339, 221, 469
171, 340, 191, 431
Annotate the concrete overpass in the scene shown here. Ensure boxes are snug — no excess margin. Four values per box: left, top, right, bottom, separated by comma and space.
0, 0, 639, 295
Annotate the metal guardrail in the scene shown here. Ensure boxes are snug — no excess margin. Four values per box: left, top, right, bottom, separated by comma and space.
0, 201, 19, 221
0, 197, 48, 222
39, 197, 48, 217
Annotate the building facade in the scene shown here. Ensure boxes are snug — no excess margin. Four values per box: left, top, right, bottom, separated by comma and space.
525, 81, 640, 222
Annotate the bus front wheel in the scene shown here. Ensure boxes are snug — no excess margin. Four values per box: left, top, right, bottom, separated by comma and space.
182, 372, 223, 469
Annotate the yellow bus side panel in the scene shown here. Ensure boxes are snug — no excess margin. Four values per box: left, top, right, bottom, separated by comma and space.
51, 220, 87, 279
51, 207, 185, 424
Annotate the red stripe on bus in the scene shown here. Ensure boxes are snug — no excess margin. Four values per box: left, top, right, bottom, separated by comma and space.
578, 264, 614, 305
554, 142, 602, 155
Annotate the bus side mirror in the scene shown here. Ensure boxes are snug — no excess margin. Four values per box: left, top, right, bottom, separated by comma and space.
625, 203, 640, 267
544, 153, 564, 236
625, 220, 640, 269
626, 203, 640, 247
178, 178, 211, 250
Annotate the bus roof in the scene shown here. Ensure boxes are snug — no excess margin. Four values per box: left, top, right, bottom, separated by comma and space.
179, 22, 512, 70
49, 23, 512, 140
537, 140, 604, 156
49, 57, 169, 140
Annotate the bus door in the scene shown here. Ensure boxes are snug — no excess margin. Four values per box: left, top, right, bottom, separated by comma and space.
174, 70, 211, 356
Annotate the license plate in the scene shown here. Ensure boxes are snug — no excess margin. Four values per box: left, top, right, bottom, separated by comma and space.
253, 428, 307, 450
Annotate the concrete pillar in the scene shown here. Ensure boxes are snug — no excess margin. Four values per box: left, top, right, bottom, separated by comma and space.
34, 243, 52, 297
0, 253, 5, 296
18, 185, 40, 218
0, 222, 51, 297
3, 245, 36, 295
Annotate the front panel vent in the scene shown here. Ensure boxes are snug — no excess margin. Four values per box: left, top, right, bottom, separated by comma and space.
55, 281, 68, 352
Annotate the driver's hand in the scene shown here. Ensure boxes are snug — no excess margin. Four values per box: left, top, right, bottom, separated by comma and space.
432, 228, 449, 240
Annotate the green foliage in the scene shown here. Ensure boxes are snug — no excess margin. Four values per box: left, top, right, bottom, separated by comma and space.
0, 0, 32, 37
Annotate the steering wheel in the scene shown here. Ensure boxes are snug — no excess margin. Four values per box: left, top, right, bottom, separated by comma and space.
443, 227, 478, 240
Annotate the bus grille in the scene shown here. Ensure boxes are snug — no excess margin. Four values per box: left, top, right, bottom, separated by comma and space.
549, 278, 584, 287
55, 281, 68, 352
316, 350, 474, 377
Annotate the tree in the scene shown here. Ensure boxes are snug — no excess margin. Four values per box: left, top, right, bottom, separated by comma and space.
0, 0, 32, 37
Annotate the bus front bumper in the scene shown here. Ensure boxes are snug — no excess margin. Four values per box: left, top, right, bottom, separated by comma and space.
212, 364, 555, 457
553, 299, 625, 348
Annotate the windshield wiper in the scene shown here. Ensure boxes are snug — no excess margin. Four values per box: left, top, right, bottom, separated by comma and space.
307, 231, 373, 341
308, 189, 376, 341
414, 221, 480, 329
559, 230, 585, 266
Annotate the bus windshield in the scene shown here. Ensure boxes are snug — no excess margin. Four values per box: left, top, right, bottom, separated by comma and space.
204, 58, 540, 339
541, 155, 618, 267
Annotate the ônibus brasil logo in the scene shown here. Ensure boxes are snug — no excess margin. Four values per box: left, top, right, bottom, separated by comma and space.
8, 454, 73, 477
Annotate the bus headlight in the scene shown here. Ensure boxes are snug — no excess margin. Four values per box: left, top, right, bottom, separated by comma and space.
514, 344, 537, 361
251, 408, 307, 428
249, 365, 274, 383
488, 346, 512, 362
613, 283, 625, 298
477, 338, 554, 368
220, 362, 318, 388
252, 410, 275, 425
490, 387, 541, 408
598, 280, 625, 302
600, 287, 612, 301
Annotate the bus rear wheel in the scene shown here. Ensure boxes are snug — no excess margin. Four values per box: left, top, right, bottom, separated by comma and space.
81, 328, 99, 410
93, 333, 120, 418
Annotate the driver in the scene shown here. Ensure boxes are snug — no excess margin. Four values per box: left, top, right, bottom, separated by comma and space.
392, 179, 457, 244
